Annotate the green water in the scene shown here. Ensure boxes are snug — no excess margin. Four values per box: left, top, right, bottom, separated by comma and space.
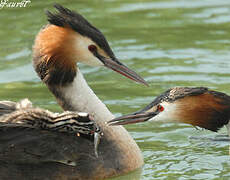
1, 0, 230, 179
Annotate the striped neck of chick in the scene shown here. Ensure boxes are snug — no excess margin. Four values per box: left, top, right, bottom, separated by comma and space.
0, 100, 102, 136
0, 102, 102, 157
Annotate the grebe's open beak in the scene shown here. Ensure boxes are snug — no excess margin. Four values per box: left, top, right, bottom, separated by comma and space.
107, 111, 157, 126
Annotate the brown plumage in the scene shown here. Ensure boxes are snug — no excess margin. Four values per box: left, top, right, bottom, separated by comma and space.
108, 87, 230, 133
33, 25, 77, 85
174, 90, 230, 131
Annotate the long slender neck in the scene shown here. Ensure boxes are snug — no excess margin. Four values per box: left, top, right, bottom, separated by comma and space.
48, 67, 143, 173
50, 68, 113, 126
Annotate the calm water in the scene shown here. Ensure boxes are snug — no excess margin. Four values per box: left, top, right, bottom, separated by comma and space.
1, 0, 230, 179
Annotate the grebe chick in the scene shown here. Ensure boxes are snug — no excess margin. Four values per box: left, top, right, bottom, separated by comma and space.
0, 99, 102, 157
109, 87, 230, 135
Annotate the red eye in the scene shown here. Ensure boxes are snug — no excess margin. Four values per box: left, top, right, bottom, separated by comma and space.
158, 105, 164, 112
88, 45, 97, 52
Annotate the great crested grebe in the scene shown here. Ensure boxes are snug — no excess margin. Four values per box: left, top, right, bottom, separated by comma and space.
109, 87, 230, 136
0, 4, 146, 180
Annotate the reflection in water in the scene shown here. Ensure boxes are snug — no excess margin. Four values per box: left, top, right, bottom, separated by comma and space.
1, 0, 230, 179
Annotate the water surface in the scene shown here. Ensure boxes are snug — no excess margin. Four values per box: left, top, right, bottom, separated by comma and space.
1, 0, 230, 179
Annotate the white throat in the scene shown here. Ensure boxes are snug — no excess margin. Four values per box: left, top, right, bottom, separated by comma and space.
59, 68, 113, 126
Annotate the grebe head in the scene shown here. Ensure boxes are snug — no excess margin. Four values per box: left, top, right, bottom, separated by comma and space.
108, 87, 230, 132
33, 4, 147, 86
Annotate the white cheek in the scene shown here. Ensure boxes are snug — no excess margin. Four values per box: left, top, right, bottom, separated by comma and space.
149, 102, 179, 123
75, 36, 103, 66
80, 52, 103, 66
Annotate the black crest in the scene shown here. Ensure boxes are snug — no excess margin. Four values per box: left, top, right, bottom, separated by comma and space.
140, 87, 209, 112
46, 4, 115, 58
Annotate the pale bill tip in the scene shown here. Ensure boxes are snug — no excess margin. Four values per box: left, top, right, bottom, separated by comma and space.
78, 112, 88, 117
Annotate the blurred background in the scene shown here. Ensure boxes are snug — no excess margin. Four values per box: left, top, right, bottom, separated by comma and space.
1, 0, 230, 179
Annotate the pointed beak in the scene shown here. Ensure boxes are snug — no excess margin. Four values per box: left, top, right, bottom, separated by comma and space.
97, 54, 148, 86
103, 58, 148, 86
107, 111, 157, 126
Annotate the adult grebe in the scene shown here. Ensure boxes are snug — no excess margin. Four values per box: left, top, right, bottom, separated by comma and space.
109, 87, 230, 135
0, 4, 146, 180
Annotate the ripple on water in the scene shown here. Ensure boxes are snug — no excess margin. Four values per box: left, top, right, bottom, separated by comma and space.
4, 48, 30, 61
113, 0, 230, 12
